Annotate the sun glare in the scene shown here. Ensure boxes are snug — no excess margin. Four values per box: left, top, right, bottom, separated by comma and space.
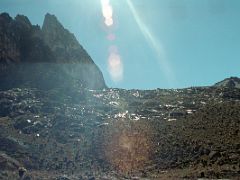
101, 0, 113, 27
108, 51, 123, 82
100, 0, 124, 83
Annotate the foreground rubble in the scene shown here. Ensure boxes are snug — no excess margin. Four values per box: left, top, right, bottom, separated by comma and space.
0, 86, 239, 179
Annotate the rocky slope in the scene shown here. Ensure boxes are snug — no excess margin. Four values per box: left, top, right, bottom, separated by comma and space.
0, 12, 106, 90
0, 82, 239, 179
215, 77, 240, 89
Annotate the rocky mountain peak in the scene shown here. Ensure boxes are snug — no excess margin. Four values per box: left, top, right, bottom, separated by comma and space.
15, 14, 32, 28
215, 77, 240, 89
42, 13, 64, 32
0, 12, 12, 24
42, 13, 89, 64
0, 13, 106, 90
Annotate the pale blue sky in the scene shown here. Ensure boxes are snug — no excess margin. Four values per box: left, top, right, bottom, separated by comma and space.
1, 0, 240, 89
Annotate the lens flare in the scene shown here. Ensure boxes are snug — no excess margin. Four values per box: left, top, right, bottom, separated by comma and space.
103, 120, 153, 173
107, 33, 116, 41
101, 0, 114, 27
126, 0, 176, 87
108, 50, 123, 82
105, 17, 113, 26
100, 0, 124, 83
101, 0, 109, 5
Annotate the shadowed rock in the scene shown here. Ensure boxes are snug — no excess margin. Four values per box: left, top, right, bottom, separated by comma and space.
0, 12, 106, 90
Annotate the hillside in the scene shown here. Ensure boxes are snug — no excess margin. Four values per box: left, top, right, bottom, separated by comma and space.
0, 84, 239, 179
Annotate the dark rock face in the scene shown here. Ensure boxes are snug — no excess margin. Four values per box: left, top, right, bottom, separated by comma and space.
0, 12, 106, 90
0, 153, 21, 170
0, 13, 54, 64
42, 13, 91, 64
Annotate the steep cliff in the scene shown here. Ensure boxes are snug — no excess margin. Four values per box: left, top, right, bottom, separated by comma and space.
0, 12, 106, 90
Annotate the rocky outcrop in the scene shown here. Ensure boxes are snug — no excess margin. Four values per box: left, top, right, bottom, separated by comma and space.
215, 77, 240, 89
42, 13, 91, 64
0, 12, 106, 90
0, 13, 54, 64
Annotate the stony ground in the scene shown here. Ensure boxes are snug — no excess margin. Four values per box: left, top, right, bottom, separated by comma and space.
0, 86, 239, 179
